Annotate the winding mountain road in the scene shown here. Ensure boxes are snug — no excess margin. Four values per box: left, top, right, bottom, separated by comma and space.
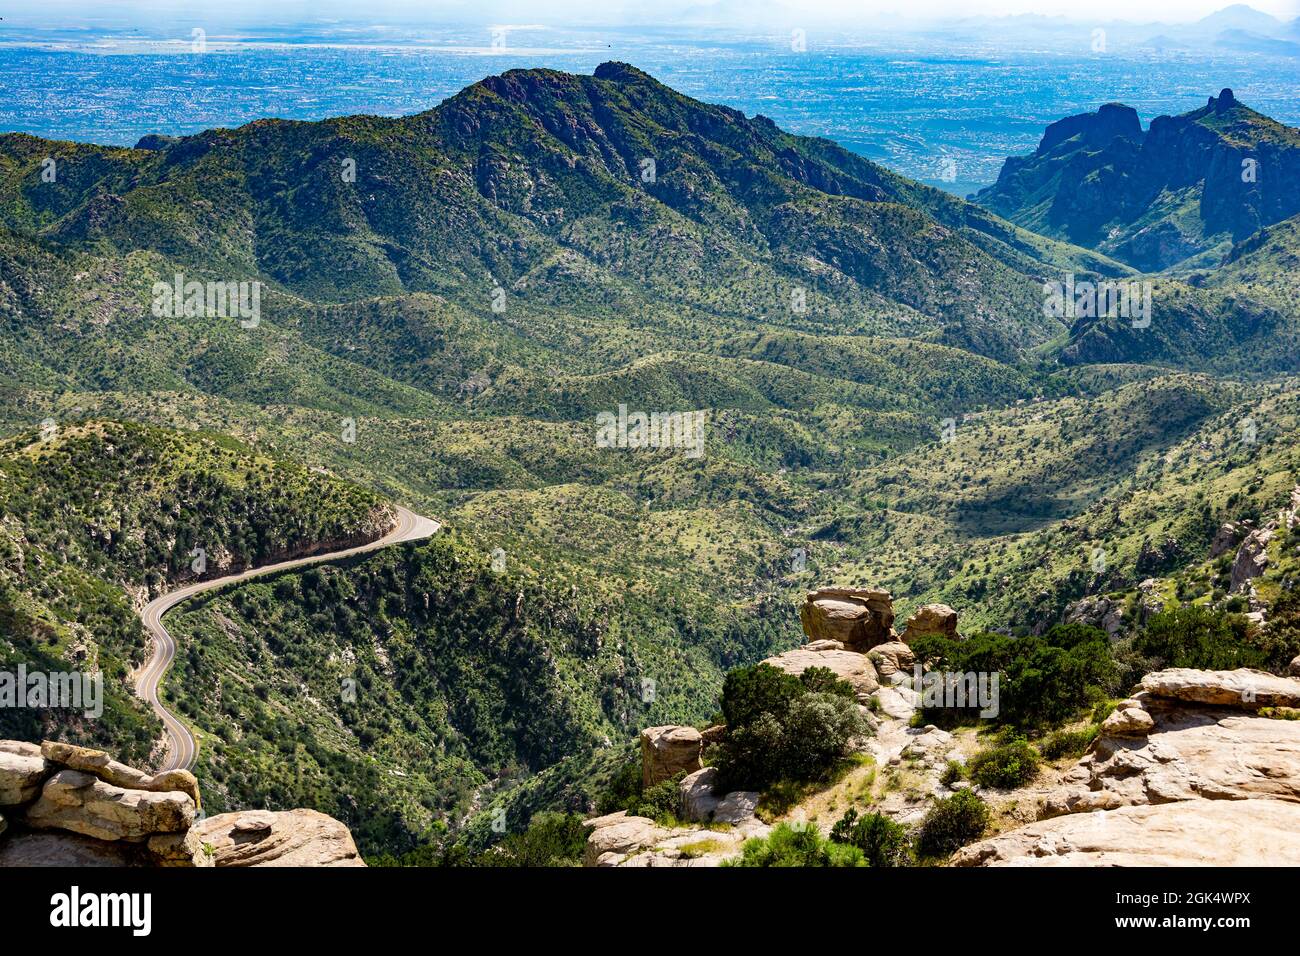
135, 505, 440, 772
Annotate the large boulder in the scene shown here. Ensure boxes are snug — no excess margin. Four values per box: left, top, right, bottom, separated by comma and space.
867, 641, 916, 678
0, 743, 51, 806
677, 768, 759, 825
1230, 527, 1273, 593
583, 811, 671, 867
24, 769, 195, 842
640, 726, 703, 788
761, 647, 879, 701
954, 799, 1300, 866
40, 741, 201, 809
901, 604, 959, 642
800, 587, 895, 649
192, 809, 364, 867
1138, 667, 1300, 709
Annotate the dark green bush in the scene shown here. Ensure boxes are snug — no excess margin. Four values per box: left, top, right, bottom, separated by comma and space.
967, 737, 1039, 789
917, 789, 990, 858
939, 760, 967, 787
725, 823, 866, 867
829, 808, 914, 867
1038, 725, 1099, 760
714, 663, 866, 791
910, 624, 1116, 731
1133, 606, 1260, 674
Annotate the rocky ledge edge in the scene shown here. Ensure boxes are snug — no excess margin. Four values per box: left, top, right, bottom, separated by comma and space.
0, 740, 363, 867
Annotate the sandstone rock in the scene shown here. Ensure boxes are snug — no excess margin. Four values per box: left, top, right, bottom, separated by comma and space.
583, 811, 671, 866
24, 769, 195, 842
761, 648, 879, 701
700, 724, 727, 746
954, 800, 1300, 866
1099, 705, 1154, 738
147, 828, 213, 868
1230, 527, 1274, 592
640, 725, 703, 788
1043, 703, 1300, 815
584, 809, 768, 867
192, 809, 364, 867
41, 741, 201, 809
867, 641, 916, 678
874, 684, 920, 720
0, 831, 138, 867
680, 767, 720, 822
800, 587, 895, 648
1289, 655, 1300, 678
1209, 520, 1252, 559
0, 747, 51, 806
1139, 667, 1300, 709
805, 639, 845, 651
1064, 595, 1125, 638
713, 791, 760, 825
901, 603, 959, 642
0, 810, 5, 839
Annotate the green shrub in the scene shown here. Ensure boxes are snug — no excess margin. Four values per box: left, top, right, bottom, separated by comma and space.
909, 624, 1116, 731
967, 738, 1039, 789
725, 823, 866, 867
939, 760, 967, 787
631, 772, 686, 822
714, 663, 867, 791
1133, 606, 1260, 673
1038, 725, 1099, 760
829, 808, 914, 867
917, 789, 989, 858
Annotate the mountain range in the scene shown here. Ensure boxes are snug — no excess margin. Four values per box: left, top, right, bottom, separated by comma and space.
2, 62, 1299, 861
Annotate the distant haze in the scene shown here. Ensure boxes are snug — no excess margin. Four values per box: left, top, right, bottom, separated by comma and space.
7, 0, 1298, 30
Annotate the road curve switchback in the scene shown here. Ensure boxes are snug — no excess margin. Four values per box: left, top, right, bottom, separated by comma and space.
135, 505, 440, 772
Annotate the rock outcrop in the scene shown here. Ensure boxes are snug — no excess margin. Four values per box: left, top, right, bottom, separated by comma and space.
959, 668, 1300, 865
799, 587, 895, 649
25, 769, 196, 843
193, 809, 364, 867
954, 799, 1300, 866
640, 726, 703, 788
584, 807, 770, 867
866, 641, 916, 679
0, 739, 363, 868
761, 646, 880, 701
900, 604, 959, 642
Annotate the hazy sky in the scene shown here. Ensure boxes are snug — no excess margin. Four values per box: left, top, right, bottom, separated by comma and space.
7, 0, 1298, 28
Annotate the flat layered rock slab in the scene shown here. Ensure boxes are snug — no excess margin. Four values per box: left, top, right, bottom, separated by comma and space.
955, 799, 1300, 866
762, 648, 879, 699
193, 809, 365, 867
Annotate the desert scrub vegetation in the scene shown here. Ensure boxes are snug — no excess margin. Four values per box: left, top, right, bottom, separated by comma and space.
910, 623, 1116, 731
714, 663, 868, 792
966, 738, 1040, 789
724, 822, 867, 867
916, 789, 991, 859
829, 807, 915, 867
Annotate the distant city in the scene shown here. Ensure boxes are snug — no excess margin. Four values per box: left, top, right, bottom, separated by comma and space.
2, 13, 1298, 196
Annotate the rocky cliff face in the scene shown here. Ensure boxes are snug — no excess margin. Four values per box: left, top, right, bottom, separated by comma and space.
0, 740, 363, 867
975, 90, 1300, 271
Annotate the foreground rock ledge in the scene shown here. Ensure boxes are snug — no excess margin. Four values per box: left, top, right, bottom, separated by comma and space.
0, 740, 364, 868
954, 800, 1300, 866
